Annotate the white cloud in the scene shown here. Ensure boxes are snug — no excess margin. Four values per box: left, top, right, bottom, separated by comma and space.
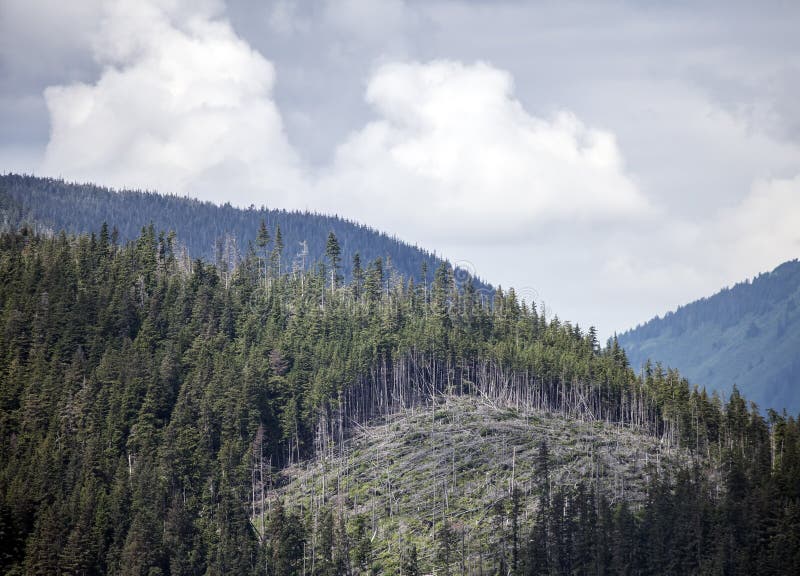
319, 60, 651, 244
715, 174, 800, 277
42, 0, 304, 206
42, 24, 650, 238
584, 174, 800, 335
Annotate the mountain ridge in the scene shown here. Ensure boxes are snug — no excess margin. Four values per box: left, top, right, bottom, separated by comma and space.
0, 172, 490, 292
618, 259, 800, 413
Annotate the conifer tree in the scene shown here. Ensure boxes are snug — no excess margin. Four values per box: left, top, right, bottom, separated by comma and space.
325, 232, 342, 289
257, 218, 270, 284
271, 224, 284, 277
352, 252, 364, 301
401, 543, 420, 576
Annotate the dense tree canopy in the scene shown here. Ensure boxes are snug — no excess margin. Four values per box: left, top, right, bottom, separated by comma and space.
0, 173, 490, 291
0, 226, 797, 574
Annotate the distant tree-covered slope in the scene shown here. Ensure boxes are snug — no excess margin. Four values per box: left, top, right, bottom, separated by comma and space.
0, 173, 484, 289
618, 259, 800, 413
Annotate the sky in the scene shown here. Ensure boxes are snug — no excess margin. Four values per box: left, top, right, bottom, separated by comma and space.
1, 0, 799, 338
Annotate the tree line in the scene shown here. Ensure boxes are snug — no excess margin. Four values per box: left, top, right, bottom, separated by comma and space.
0, 173, 490, 291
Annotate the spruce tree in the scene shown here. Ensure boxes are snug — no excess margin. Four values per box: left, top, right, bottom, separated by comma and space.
325, 232, 342, 289
256, 218, 270, 284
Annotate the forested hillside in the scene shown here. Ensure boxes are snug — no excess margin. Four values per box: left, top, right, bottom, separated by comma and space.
619, 260, 800, 413
1, 226, 798, 574
0, 173, 476, 289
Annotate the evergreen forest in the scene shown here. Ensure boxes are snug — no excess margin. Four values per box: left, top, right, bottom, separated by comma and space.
0, 225, 798, 575
0, 174, 476, 290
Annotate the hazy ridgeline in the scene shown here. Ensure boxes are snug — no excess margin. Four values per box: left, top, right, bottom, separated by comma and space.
620, 259, 800, 413
0, 173, 489, 291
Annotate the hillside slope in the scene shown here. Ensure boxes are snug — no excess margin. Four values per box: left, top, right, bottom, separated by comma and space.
618, 259, 800, 413
1, 226, 797, 575
0, 173, 482, 288
273, 396, 691, 573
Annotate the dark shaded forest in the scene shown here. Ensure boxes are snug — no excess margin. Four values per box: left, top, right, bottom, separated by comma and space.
0, 173, 484, 290
0, 226, 798, 575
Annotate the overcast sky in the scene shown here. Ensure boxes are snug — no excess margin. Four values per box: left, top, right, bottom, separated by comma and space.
2, 0, 799, 338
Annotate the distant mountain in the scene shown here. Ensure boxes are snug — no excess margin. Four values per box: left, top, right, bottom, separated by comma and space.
0, 173, 487, 290
618, 259, 800, 413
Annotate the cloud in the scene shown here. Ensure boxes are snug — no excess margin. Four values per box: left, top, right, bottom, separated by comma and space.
42, 0, 304, 206
323, 0, 414, 50
0, 0, 103, 92
581, 173, 800, 334
42, 18, 650, 238
319, 60, 651, 243
716, 174, 800, 276
624, 172, 800, 294
267, 0, 309, 37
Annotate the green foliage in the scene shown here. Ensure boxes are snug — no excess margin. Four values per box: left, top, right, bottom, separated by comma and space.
0, 173, 471, 289
519, 451, 800, 576
0, 225, 798, 574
